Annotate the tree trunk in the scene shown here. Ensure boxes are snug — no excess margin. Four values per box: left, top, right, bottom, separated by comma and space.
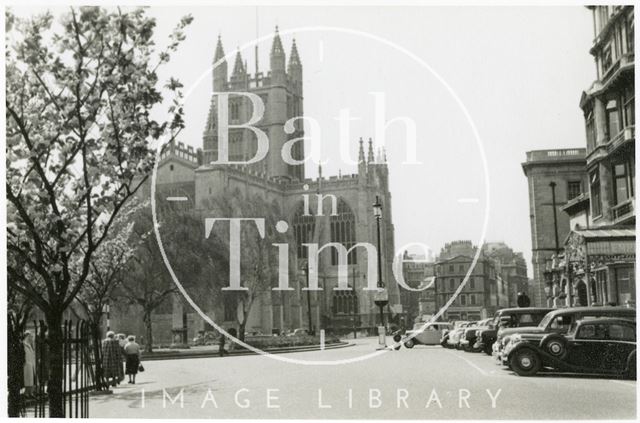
46, 311, 64, 418
7, 315, 25, 417
143, 311, 153, 353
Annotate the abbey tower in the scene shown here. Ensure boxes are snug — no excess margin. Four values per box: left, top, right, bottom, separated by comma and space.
116, 29, 402, 344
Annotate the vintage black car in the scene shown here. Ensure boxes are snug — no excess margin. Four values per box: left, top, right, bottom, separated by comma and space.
495, 306, 637, 364
460, 318, 492, 352
474, 307, 554, 355
505, 318, 636, 378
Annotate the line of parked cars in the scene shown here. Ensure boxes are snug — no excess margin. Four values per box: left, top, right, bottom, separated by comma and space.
402, 306, 636, 379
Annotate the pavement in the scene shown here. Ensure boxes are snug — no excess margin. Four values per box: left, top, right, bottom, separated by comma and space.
89, 337, 637, 419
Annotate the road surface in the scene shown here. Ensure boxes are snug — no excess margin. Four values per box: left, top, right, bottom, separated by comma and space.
90, 337, 636, 419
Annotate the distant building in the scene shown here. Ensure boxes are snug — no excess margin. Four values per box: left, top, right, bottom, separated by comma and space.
521, 149, 588, 307
483, 242, 530, 307
434, 241, 507, 321
400, 252, 434, 324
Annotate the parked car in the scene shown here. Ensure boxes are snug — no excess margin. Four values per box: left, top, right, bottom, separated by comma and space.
403, 322, 452, 348
505, 318, 636, 378
475, 308, 554, 355
448, 321, 475, 349
495, 306, 637, 365
441, 321, 469, 349
460, 319, 492, 352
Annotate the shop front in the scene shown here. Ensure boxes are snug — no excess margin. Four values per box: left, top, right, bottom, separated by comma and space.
558, 228, 636, 308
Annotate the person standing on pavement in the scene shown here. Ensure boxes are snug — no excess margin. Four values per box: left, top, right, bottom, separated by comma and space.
23, 331, 36, 398
101, 331, 123, 387
124, 336, 142, 384
117, 333, 126, 382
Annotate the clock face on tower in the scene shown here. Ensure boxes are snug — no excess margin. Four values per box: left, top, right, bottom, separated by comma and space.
151, 25, 489, 366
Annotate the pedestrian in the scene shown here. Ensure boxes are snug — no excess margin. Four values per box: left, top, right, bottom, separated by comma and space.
101, 331, 123, 387
23, 331, 36, 398
117, 333, 126, 382
124, 335, 142, 384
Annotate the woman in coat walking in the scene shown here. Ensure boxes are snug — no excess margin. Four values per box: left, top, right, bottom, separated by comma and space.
23, 331, 36, 397
101, 331, 123, 387
117, 333, 126, 383
123, 336, 142, 384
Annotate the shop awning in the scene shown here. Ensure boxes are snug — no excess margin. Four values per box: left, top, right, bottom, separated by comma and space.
565, 227, 635, 267
574, 228, 635, 240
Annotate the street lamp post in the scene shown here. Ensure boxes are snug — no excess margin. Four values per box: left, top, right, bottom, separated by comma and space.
301, 260, 314, 335
549, 182, 560, 255
372, 196, 388, 347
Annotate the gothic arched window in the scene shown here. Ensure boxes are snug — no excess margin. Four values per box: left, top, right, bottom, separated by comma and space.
332, 290, 358, 315
329, 199, 357, 265
292, 203, 315, 259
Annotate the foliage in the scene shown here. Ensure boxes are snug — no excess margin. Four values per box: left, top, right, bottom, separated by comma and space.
5, 6, 192, 416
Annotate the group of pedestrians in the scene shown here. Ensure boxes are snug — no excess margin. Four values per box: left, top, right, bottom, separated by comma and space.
101, 331, 142, 386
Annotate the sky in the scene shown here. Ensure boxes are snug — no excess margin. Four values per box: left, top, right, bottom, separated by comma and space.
10, 5, 596, 277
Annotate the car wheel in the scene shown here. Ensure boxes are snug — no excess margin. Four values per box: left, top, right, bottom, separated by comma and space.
540, 334, 568, 360
510, 347, 541, 377
404, 339, 415, 349
483, 344, 492, 356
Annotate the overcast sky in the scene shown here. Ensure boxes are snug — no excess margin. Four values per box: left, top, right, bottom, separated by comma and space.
12, 5, 596, 277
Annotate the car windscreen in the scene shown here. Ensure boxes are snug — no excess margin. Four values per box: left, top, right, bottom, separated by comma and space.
538, 312, 553, 329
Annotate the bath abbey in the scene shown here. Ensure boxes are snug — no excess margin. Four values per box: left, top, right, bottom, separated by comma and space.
112, 29, 401, 344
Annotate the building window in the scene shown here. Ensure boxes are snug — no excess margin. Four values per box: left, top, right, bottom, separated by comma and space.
470, 294, 476, 305
613, 162, 631, 204
585, 110, 596, 151
623, 86, 635, 127
460, 295, 466, 306
230, 101, 240, 121
329, 199, 357, 265
293, 203, 316, 259
449, 278, 455, 291
601, 43, 613, 74
567, 181, 582, 200
615, 267, 635, 305
332, 290, 358, 315
590, 169, 602, 217
606, 99, 620, 140
469, 277, 475, 290
459, 264, 465, 273
448, 265, 454, 273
